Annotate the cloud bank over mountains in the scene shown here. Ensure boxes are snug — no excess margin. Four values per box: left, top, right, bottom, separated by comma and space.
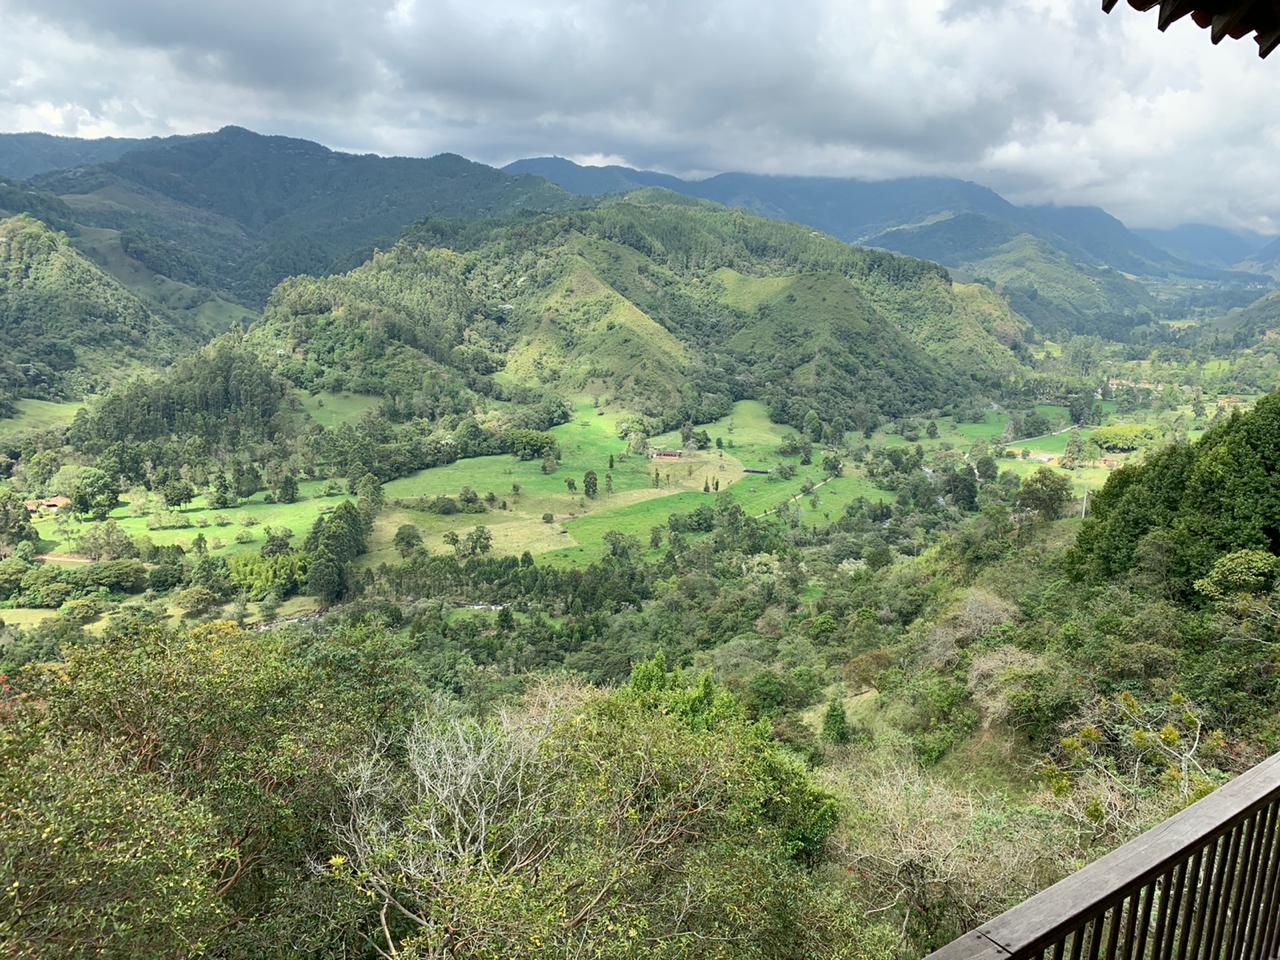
0, 0, 1274, 231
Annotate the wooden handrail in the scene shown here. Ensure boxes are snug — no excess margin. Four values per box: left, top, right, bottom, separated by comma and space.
926, 752, 1280, 960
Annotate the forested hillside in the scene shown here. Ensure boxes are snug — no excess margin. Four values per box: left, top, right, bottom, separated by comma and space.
0, 215, 183, 412
0, 131, 161, 179
31, 127, 581, 303
250, 195, 1028, 432
1, 125, 1278, 960
509, 157, 1277, 339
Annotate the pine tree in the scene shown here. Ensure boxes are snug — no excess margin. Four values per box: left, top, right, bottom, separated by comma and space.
1061, 429, 1086, 470
210, 473, 236, 509
821, 699, 850, 745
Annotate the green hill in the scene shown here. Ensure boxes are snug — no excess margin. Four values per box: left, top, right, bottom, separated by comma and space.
510, 157, 1260, 339
249, 196, 1031, 432
1070, 391, 1280, 597
0, 215, 186, 411
0, 131, 165, 179
874, 216, 1160, 337
33, 126, 582, 303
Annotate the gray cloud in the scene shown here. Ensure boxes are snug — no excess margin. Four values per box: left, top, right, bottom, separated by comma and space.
0, 0, 1275, 231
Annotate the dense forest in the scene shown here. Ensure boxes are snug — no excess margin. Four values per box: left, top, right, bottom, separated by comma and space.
0, 124, 1278, 960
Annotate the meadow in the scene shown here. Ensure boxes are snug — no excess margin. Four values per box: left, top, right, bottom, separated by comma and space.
18, 391, 1194, 574
0, 398, 86, 439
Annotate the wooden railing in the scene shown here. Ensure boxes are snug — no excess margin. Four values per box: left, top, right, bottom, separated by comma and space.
926, 753, 1280, 960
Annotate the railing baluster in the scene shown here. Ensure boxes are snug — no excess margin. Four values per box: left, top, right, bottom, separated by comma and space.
1187, 835, 1222, 960
1107, 896, 1130, 959
1248, 802, 1280, 960
1054, 936, 1067, 960
1260, 809, 1280, 960
1169, 860, 1194, 959
1089, 909, 1109, 960
1224, 811, 1264, 959
1133, 880, 1157, 960
1207, 820, 1248, 959
1174, 848, 1204, 960
1231, 805, 1276, 960
1072, 923, 1088, 960
1119, 888, 1141, 960
1156, 863, 1186, 960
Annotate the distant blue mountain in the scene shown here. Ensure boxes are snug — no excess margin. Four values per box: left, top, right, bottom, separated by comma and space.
505, 155, 1259, 280
1135, 223, 1271, 270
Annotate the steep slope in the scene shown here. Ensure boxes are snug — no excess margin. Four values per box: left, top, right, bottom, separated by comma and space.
0, 177, 79, 232
876, 219, 1160, 338
0, 215, 181, 407
507, 157, 1262, 339
250, 196, 1029, 431
506, 157, 1204, 275
0, 131, 166, 179
1070, 391, 1280, 598
1239, 235, 1280, 280
249, 243, 487, 415
504, 156, 688, 196
1206, 289, 1280, 349
1135, 223, 1272, 271
0, 177, 251, 355
34, 127, 582, 303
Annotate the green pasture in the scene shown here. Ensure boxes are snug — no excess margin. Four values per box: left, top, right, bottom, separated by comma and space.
298, 391, 382, 429
33, 479, 349, 559
0, 398, 86, 438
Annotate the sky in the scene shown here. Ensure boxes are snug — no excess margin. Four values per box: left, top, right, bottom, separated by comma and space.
0, 0, 1275, 232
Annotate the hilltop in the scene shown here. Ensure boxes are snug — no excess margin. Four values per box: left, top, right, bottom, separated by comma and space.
249, 196, 1030, 431
0, 215, 198, 411
27, 126, 582, 304
508, 157, 1274, 337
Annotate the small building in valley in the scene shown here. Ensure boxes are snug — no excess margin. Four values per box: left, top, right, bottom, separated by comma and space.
24, 495, 70, 515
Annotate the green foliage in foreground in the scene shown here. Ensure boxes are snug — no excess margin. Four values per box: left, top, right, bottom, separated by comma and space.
0, 628, 894, 960
1070, 392, 1280, 598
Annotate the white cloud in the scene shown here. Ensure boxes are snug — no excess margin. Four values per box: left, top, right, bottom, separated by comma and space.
0, 0, 1274, 231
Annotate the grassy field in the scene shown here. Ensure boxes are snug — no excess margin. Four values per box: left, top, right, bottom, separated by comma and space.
33, 479, 350, 560
0, 607, 60, 629
374, 400, 734, 567
0, 398, 87, 438
298, 391, 382, 429
72, 225, 255, 342
17, 394, 1197, 571
15, 396, 897, 569
369, 399, 898, 567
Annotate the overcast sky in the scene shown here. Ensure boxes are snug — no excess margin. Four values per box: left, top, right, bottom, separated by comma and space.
0, 0, 1275, 232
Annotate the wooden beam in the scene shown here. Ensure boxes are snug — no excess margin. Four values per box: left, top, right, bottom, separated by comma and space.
1259, 26, 1280, 57
1211, 3, 1257, 43
1158, 0, 1198, 30
926, 753, 1280, 960
1102, 0, 1122, 13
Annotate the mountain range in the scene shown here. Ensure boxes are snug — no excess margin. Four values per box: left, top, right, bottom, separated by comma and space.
506, 157, 1280, 287
0, 126, 1277, 414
